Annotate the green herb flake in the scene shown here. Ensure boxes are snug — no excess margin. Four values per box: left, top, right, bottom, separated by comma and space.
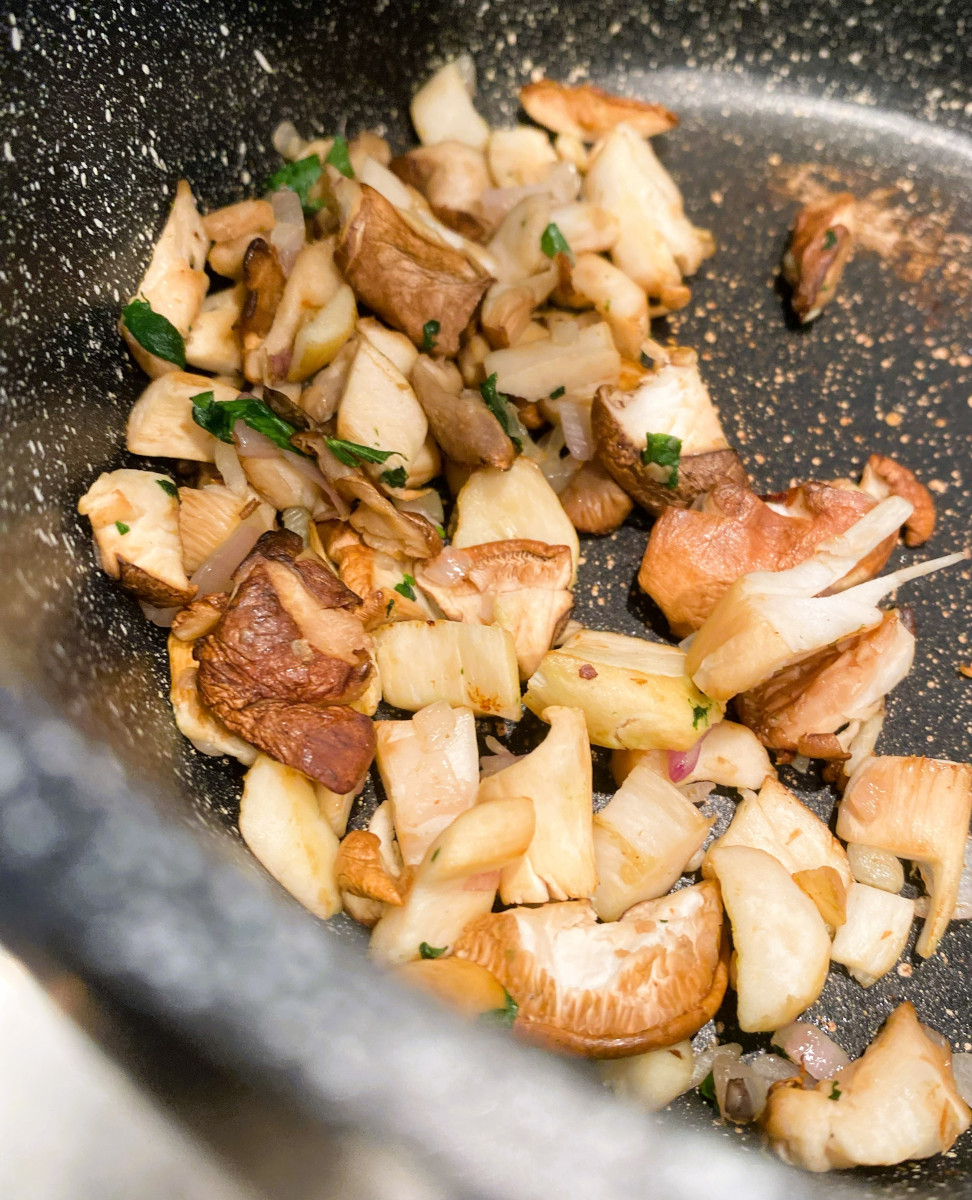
431, 847, 441, 862
639, 350, 653, 369
191, 392, 306, 456
549, 385, 566, 399
540, 221, 573, 262
156, 478, 179, 499
419, 942, 446, 959
264, 154, 323, 212
121, 298, 186, 368
395, 574, 417, 601
691, 699, 713, 730
114, 521, 130, 535
386, 598, 395, 617
698, 1072, 716, 1103
823, 228, 838, 250
829, 1082, 842, 1101
422, 319, 441, 353
379, 465, 408, 489
479, 989, 518, 1028
325, 437, 396, 467
434, 524, 446, 538
325, 135, 354, 179
641, 431, 682, 489
480, 373, 523, 452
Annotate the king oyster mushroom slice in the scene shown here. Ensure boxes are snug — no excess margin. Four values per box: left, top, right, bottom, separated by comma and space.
613, 720, 775, 794
735, 609, 915, 758
126, 372, 240, 462
639, 479, 899, 636
184, 284, 245, 375
410, 56, 491, 150
763, 1002, 971, 1172
592, 346, 747, 515
583, 123, 713, 311
782, 191, 857, 324
410, 355, 515, 469
415, 539, 573, 679
836, 756, 972, 958
453, 881, 727, 1058
119, 179, 210, 377
390, 140, 492, 239
78, 468, 196, 607
486, 126, 560, 189
193, 530, 376, 794
335, 181, 492, 358
519, 79, 678, 142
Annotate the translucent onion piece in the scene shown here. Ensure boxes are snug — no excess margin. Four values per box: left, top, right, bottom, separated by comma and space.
667, 732, 705, 783
398, 490, 446, 530
559, 399, 594, 461
419, 546, 473, 587
952, 1054, 972, 1107
270, 187, 306, 275
479, 734, 523, 779
139, 600, 179, 628
214, 438, 249, 497
189, 521, 263, 597
772, 1021, 851, 1080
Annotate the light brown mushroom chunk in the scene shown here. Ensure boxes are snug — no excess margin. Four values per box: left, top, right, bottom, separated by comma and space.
335, 830, 405, 905
860, 454, 935, 546
202, 198, 275, 244
390, 141, 491, 240
237, 236, 286, 342
411, 355, 515, 469
558, 460, 634, 534
782, 192, 856, 323
453, 881, 727, 1058
167, 632, 256, 764
519, 80, 678, 141
335, 183, 492, 357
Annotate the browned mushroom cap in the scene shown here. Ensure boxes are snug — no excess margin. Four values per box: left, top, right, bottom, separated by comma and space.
194, 530, 376, 793
735, 609, 915, 755
335, 184, 492, 357
861, 454, 936, 547
782, 192, 856, 323
390, 142, 492, 241
519, 80, 678, 141
411, 355, 515, 470
321, 523, 429, 630
639, 481, 891, 636
560, 460, 635, 535
171, 593, 228, 641
335, 830, 404, 905
236, 236, 287, 342
453, 881, 727, 1058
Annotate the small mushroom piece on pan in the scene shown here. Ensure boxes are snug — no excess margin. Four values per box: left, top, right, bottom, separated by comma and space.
410, 356, 516, 470
859, 453, 936, 547
390, 140, 492, 238
782, 191, 856, 324
519, 79, 678, 142
453, 881, 727, 1058
558, 459, 633, 535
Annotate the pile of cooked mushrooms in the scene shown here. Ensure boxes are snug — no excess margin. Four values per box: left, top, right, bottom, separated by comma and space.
78, 57, 972, 1174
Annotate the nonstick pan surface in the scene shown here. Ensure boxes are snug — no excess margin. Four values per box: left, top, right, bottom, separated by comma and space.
1, 0, 971, 1194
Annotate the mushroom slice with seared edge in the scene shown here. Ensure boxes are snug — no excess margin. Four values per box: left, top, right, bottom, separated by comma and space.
558, 460, 634, 535
519, 79, 678, 141
335, 830, 405, 907
119, 179, 210, 377
78, 468, 196, 607
859, 453, 936, 547
453, 881, 727, 1058
483, 320, 620, 404
390, 141, 491, 239
782, 192, 856, 324
415, 539, 573, 679
193, 529, 376, 794
184, 284, 245, 375
126, 373, 240, 462
685, 496, 966, 702
477, 706, 596, 905
703, 845, 832, 1032
167, 633, 256, 765
763, 1002, 971, 1171
829, 882, 915, 987
409, 56, 491, 150
375, 702, 480, 868
592, 761, 713, 921
369, 795, 536, 966
524, 628, 722, 752
592, 346, 746, 515
736, 609, 915, 759
639, 479, 898, 636
335, 182, 492, 357
395, 958, 513, 1021
410, 355, 516, 470
836, 756, 972, 958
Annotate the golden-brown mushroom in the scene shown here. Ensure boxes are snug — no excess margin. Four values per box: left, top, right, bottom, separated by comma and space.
390, 141, 491, 239
782, 192, 856, 323
453, 881, 727, 1058
558, 460, 633, 534
860, 454, 936, 546
335, 830, 405, 906
519, 80, 678, 141
410, 355, 516, 469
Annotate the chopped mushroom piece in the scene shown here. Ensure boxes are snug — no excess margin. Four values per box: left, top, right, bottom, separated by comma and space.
415, 539, 573, 678
568, 252, 650, 359
356, 317, 419, 377
342, 800, 403, 927
370, 795, 536, 965
194, 530, 376, 793
592, 347, 746, 515
549, 201, 620, 255
613, 721, 775, 793
202, 198, 276, 244
178, 484, 274, 575
184, 285, 244, 375
78, 468, 196, 607
763, 1003, 971, 1171
558, 460, 634, 535
335, 830, 405, 906
477, 706, 597, 905
519, 80, 678, 141
390, 141, 491, 239
167, 633, 256, 764
396, 957, 511, 1020
836, 756, 972, 957
487, 126, 560, 188
483, 320, 620, 403
237, 236, 287, 351
410, 56, 491, 150
454, 882, 727, 1058
320, 525, 430, 629
410, 355, 516, 470
859, 453, 936, 546
599, 1040, 695, 1111
335, 183, 492, 357
375, 703, 480, 867
736, 609, 915, 757
119, 179, 210, 377
126, 372, 239, 462
782, 191, 856, 324
703, 845, 832, 1032
829, 882, 915, 987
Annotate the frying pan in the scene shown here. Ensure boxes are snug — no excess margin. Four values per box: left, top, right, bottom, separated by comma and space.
1, 0, 970, 1195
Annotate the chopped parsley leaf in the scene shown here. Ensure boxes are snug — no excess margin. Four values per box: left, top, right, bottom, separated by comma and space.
540, 221, 573, 262
549, 385, 566, 399
431, 847, 441, 862
325, 437, 396, 467
829, 1082, 842, 1101
156, 478, 179, 499
421, 319, 441, 352
419, 941, 446, 959
264, 154, 323, 212
325, 135, 354, 178
434, 523, 445, 538
691, 699, 712, 730
114, 521, 130, 535
823, 228, 838, 250
479, 989, 518, 1028
395, 574, 417, 601
121, 298, 186, 368
379, 465, 408, 489
191, 392, 306, 455
698, 1071, 716, 1103
385, 598, 395, 617
641, 431, 682, 489
480, 373, 522, 452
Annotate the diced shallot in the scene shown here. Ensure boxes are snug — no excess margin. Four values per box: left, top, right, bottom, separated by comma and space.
559, 399, 595, 461
189, 521, 264, 597
420, 546, 473, 587
772, 1021, 851, 1080
232, 420, 281, 459
214, 439, 249, 497
269, 187, 306, 275
138, 600, 179, 628
479, 734, 523, 779
667, 732, 705, 783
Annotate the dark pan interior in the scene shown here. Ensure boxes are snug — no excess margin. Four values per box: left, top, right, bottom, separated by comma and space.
1, 0, 971, 1193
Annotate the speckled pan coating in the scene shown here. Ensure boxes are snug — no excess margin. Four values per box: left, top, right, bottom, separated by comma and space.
1, 0, 971, 1191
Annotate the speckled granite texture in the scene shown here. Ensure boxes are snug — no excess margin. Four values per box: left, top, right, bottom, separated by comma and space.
1, 0, 970, 1193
